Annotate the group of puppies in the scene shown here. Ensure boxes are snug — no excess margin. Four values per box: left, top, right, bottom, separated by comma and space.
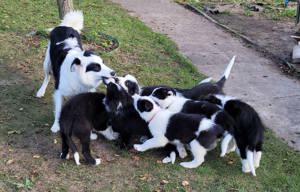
36, 11, 264, 176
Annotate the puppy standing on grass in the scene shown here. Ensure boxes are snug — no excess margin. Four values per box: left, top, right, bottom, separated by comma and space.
59, 92, 119, 165
205, 94, 265, 176
36, 10, 116, 133
132, 95, 224, 168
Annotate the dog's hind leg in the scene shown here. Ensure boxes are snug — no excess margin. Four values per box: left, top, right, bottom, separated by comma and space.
254, 142, 262, 168
220, 133, 233, 157
80, 136, 101, 165
180, 140, 206, 168
176, 143, 187, 159
64, 133, 80, 165
247, 149, 256, 176
60, 132, 70, 159
36, 41, 51, 98
51, 90, 63, 133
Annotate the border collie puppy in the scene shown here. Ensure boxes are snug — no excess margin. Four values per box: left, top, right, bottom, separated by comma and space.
115, 74, 140, 95
59, 92, 118, 165
104, 79, 185, 161
36, 11, 115, 133
132, 95, 224, 168
140, 56, 236, 99
150, 87, 236, 157
104, 80, 152, 148
205, 94, 265, 176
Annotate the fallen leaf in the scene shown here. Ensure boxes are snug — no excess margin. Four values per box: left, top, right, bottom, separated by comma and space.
53, 139, 58, 144
182, 180, 189, 187
132, 156, 140, 161
160, 179, 169, 185
7, 130, 21, 135
6, 159, 14, 165
33, 155, 40, 159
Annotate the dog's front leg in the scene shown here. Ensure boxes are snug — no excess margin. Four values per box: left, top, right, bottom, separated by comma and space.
51, 90, 63, 133
134, 137, 168, 152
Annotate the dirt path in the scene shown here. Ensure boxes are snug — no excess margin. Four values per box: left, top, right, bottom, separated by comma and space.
112, 0, 300, 151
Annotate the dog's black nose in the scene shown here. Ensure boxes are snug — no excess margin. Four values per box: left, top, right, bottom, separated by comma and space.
110, 71, 116, 76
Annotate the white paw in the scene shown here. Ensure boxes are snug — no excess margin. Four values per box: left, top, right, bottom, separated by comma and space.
51, 123, 60, 133
170, 151, 176, 164
36, 89, 45, 98
90, 133, 98, 140
178, 148, 187, 159
162, 157, 172, 164
220, 152, 226, 157
180, 162, 197, 169
242, 160, 251, 173
133, 144, 144, 152
95, 158, 101, 165
60, 153, 70, 159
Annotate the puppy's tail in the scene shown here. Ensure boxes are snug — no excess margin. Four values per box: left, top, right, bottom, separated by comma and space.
59, 10, 84, 33
198, 77, 212, 84
216, 55, 236, 88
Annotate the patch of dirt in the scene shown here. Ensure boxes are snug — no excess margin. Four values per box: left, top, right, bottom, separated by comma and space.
205, 4, 299, 73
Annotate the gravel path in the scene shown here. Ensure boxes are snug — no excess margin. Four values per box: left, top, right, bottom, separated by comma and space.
112, 0, 300, 151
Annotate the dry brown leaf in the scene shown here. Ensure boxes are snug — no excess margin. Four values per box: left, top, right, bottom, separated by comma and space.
6, 159, 14, 165
182, 180, 189, 187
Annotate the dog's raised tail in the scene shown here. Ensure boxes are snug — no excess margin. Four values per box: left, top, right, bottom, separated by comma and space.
60, 10, 83, 33
216, 55, 236, 88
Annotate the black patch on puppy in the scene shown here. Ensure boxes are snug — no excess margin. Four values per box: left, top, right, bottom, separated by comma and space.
198, 125, 224, 149
59, 92, 109, 165
137, 99, 153, 112
49, 26, 83, 89
152, 87, 176, 100
105, 82, 151, 148
125, 80, 139, 95
86, 63, 101, 72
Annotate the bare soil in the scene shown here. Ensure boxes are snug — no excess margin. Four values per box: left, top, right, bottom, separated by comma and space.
205, 4, 299, 73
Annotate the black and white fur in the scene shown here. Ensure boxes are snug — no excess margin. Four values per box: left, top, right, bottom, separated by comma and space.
150, 87, 236, 158
59, 92, 118, 165
36, 11, 115, 133
104, 80, 151, 148
140, 56, 236, 99
132, 95, 224, 168
205, 94, 265, 176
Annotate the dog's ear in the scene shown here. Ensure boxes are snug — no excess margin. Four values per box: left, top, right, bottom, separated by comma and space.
70, 58, 81, 72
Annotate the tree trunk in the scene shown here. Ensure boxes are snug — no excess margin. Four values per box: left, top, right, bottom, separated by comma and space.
57, 0, 74, 19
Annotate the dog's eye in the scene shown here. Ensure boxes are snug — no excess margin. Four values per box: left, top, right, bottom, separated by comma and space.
125, 81, 130, 87
86, 63, 101, 72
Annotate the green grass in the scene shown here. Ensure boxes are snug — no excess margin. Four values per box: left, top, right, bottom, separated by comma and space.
0, 0, 300, 191
178, 0, 297, 20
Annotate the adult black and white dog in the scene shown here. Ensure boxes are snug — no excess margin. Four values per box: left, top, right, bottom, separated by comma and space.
36, 11, 115, 133
59, 92, 119, 165
150, 87, 236, 158
205, 94, 265, 176
140, 56, 236, 99
132, 95, 224, 168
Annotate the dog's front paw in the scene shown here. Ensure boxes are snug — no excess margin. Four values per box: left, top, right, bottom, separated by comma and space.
133, 144, 144, 152
51, 123, 60, 133
36, 89, 45, 98
90, 132, 98, 140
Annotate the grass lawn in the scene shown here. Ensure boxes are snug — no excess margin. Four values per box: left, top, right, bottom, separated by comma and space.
178, 0, 297, 20
0, 0, 300, 191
